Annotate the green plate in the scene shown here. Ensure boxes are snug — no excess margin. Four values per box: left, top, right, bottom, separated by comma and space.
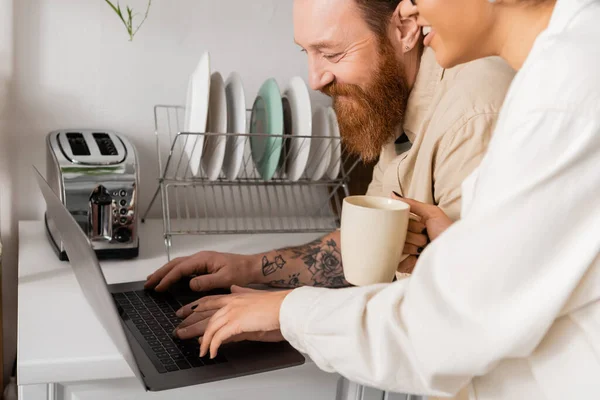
250, 78, 283, 181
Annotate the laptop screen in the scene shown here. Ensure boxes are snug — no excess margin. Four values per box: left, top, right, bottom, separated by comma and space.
33, 167, 144, 384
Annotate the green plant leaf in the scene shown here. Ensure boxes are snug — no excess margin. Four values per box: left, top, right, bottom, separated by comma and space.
104, 0, 151, 41
105, 0, 127, 28
104, 0, 119, 15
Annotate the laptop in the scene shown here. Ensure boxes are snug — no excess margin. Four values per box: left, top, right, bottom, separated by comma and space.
34, 167, 305, 391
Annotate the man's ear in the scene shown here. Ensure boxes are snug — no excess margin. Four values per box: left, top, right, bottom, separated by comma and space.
390, 5, 421, 53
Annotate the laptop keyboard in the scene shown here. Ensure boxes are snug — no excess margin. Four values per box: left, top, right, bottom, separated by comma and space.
113, 290, 227, 373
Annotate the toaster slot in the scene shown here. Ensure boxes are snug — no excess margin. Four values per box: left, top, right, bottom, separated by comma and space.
66, 132, 91, 156
55, 130, 128, 164
93, 133, 118, 156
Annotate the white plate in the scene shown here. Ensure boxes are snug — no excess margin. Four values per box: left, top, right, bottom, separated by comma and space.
305, 107, 331, 181
201, 72, 228, 181
223, 72, 247, 181
183, 52, 211, 177
282, 77, 312, 182
326, 107, 341, 180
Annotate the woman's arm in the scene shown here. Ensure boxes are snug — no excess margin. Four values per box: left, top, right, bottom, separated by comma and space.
280, 111, 600, 395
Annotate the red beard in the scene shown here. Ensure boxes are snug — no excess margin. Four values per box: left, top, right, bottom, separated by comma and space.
321, 40, 409, 162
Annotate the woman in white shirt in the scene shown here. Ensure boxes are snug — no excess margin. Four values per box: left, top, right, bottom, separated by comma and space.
187, 0, 600, 398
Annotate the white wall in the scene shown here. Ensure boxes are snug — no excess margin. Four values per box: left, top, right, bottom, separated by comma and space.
2, 0, 329, 386
1, 0, 16, 387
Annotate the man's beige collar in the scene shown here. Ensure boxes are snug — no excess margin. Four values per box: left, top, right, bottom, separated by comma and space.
403, 47, 444, 142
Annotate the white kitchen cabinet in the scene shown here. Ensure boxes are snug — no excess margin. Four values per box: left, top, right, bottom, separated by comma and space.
20, 369, 342, 400
18, 381, 425, 400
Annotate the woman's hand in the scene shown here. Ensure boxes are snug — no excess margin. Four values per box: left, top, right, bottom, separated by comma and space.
392, 193, 454, 273
199, 286, 289, 358
173, 286, 290, 358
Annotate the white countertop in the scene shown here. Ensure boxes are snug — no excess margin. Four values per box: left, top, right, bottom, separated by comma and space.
17, 219, 324, 387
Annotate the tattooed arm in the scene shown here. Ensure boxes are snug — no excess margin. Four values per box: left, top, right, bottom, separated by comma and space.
146, 231, 350, 293
259, 230, 350, 288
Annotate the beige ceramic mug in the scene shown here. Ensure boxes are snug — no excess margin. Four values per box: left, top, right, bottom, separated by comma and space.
341, 195, 411, 286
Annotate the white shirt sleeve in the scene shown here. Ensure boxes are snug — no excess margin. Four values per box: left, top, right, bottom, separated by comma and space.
279, 109, 600, 396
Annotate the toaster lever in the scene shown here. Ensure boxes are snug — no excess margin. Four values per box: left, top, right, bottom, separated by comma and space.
89, 185, 113, 240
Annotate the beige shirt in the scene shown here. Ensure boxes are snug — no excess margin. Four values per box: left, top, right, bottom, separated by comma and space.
367, 47, 515, 221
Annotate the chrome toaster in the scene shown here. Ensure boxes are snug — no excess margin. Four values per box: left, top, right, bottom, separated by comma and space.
45, 129, 139, 260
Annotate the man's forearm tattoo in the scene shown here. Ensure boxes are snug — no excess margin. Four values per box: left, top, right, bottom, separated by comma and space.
269, 273, 301, 288
261, 255, 286, 276
265, 238, 350, 288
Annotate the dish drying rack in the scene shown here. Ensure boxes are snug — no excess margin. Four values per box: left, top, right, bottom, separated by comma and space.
142, 105, 360, 259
